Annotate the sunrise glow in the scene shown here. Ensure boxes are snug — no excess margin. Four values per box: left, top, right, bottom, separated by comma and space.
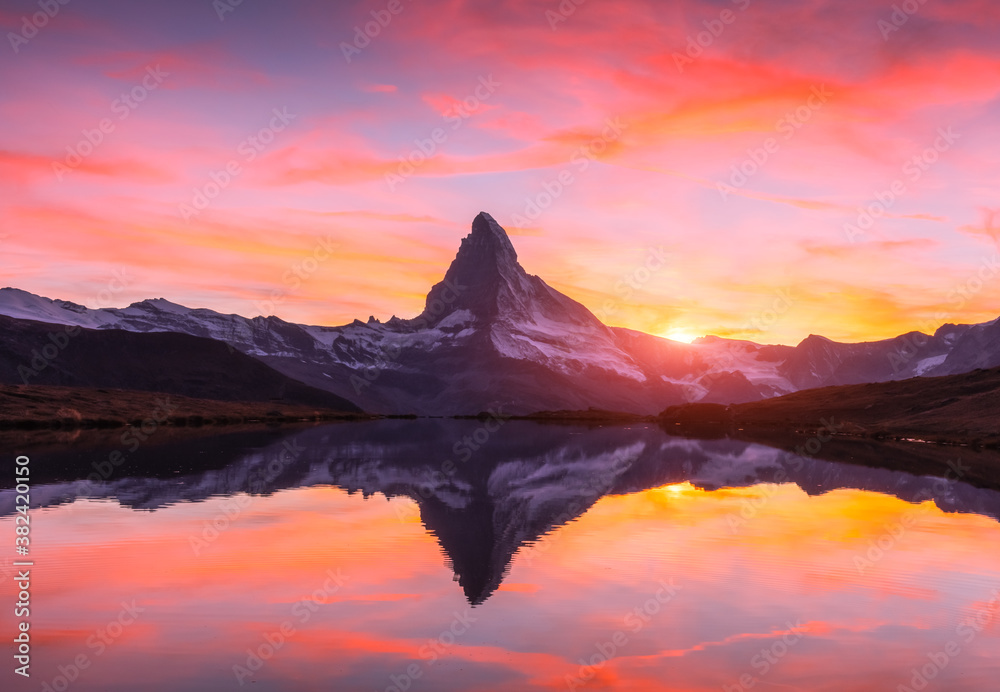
2, 0, 999, 345
17, 480, 1000, 691
661, 328, 701, 344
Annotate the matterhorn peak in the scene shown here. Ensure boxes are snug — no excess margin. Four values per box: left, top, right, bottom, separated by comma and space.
455, 212, 520, 275
468, 212, 518, 260
414, 213, 530, 327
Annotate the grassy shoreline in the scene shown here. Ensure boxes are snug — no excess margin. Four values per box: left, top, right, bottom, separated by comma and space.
0, 383, 370, 430
659, 367, 1000, 450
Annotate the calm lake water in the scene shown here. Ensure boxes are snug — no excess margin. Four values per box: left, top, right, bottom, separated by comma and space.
3, 420, 1000, 691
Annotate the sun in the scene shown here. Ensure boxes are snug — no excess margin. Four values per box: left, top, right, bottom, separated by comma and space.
661, 327, 700, 344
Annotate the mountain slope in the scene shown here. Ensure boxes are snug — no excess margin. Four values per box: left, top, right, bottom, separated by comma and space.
661, 366, 1000, 446
0, 314, 362, 412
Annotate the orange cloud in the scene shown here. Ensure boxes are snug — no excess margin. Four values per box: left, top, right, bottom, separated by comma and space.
959, 208, 1000, 245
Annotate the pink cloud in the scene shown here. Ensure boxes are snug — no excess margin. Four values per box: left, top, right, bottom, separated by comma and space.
74, 45, 274, 90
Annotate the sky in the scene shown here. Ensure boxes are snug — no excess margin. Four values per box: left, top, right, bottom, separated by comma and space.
1, 0, 999, 345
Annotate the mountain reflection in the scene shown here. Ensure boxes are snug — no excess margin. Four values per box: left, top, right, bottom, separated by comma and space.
5, 420, 1000, 605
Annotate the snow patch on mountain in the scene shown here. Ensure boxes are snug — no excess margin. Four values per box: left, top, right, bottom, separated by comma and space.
915, 354, 948, 375
438, 309, 475, 329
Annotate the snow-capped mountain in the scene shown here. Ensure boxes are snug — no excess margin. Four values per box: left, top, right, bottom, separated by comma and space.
2, 212, 999, 414
0, 313, 361, 411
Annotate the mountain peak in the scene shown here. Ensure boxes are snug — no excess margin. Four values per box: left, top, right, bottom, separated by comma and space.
414, 213, 528, 327
462, 212, 519, 270
469, 212, 518, 260
128, 298, 191, 315
798, 333, 834, 347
